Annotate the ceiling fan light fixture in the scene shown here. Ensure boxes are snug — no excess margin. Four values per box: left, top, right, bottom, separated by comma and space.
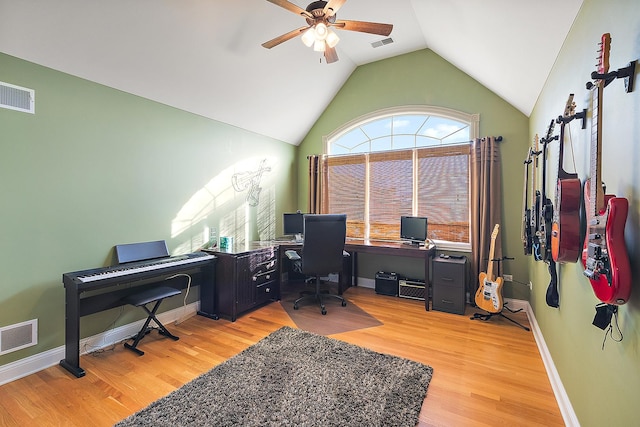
313, 39, 326, 52
326, 29, 339, 48
262, 0, 393, 64
301, 28, 315, 47
314, 22, 328, 40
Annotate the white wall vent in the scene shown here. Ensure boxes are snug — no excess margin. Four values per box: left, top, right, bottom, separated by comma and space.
0, 81, 35, 114
0, 319, 38, 355
371, 38, 394, 48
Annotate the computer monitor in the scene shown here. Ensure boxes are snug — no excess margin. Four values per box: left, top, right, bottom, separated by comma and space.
283, 212, 304, 242
400, 216, 428, 246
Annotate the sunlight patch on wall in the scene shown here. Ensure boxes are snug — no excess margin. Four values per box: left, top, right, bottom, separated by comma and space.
171, 157, 278, 253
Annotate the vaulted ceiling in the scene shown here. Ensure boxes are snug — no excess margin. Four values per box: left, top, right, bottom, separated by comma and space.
0, 0, 583, 145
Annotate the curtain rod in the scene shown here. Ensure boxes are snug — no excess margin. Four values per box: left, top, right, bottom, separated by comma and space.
307, 136, 504, 159
461, 136, 503, 144
478, 136, 503, 142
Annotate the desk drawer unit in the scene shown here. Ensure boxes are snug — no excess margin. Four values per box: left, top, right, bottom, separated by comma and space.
432, 256, 467, 315
216, 246, 279, 321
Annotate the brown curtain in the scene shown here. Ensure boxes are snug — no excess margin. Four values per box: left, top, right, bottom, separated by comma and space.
470, 137, 503, 301
307, 155, 326, 214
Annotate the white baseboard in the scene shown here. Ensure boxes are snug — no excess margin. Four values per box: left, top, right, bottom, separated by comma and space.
505, 298, 579, 427
0, 302, 199, 386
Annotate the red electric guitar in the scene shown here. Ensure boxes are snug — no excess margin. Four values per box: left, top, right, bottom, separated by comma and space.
551, 94, 582, 263
581, 33, 632, 305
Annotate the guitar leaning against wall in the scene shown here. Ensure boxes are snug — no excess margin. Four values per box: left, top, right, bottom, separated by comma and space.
581, 33, 631, 305
475, 224, 504, 314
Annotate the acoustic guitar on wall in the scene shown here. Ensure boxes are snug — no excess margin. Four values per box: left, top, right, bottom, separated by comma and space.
475, 224, 504, 313
551, 94, 582, 263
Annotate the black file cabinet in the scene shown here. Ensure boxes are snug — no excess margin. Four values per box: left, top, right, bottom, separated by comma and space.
432, 256, 467, 315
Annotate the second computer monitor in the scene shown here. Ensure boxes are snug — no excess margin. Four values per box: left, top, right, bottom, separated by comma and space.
283, 212, 304, 241
400, 215, 428, 246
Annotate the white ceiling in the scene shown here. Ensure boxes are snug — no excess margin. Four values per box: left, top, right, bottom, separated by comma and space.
0, 0, 583, 145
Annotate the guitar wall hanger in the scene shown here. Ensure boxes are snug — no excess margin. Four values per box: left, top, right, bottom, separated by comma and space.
587, 60, 636, 93
540, 134, 559, 145
556, 108, 587, 130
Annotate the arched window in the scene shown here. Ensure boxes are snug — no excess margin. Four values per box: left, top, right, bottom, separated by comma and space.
323, 106, 478, 250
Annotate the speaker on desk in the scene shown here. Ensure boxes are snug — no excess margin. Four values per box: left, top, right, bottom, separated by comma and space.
375, 271, 398, 296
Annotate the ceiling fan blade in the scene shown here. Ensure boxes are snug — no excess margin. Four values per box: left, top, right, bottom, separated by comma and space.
333, 20, 393, 36
324, 46, 339, 63
262, 26, 309, 49
323, 0, 347, 18
266, 0, 313, 19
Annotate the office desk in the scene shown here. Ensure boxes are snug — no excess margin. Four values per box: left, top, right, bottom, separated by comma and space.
207, 240, 436, 321
344, 239, 436, 311
277, 239, 435, 311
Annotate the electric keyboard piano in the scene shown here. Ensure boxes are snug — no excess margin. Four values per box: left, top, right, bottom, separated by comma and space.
60, 251, 217, 378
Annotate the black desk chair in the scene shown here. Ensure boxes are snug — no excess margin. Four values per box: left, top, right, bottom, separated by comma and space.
122, 286, 181, 356
288, 214, 348, 315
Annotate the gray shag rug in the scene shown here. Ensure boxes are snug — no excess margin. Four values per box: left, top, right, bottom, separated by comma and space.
115, 326, 433, 427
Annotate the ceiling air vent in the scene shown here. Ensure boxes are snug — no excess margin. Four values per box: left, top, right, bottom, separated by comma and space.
371, 38, 394, 48
0, 81, 35, 114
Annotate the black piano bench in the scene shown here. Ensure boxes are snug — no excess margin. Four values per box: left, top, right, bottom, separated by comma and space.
122, 286, 181, 356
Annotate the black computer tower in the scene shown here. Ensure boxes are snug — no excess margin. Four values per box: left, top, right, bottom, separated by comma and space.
375, 271, 398, 296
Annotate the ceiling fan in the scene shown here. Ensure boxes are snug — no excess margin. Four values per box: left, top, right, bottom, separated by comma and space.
262, 0, 393, 64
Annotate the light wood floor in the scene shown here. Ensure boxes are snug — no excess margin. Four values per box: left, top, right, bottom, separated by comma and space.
0, 287, 564, 426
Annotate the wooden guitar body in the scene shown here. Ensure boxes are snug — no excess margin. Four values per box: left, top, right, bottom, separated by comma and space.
551, 93, 582, 264
476, 273, 504, 314
551, 177, 582, 263
475, 224, 503, 313
581, 179, 632, 304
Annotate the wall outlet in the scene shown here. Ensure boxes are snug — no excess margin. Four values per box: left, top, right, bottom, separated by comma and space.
503, 274, 513, 282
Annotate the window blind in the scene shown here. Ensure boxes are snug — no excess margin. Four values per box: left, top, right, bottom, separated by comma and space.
369, 150, 413, 240
325, 144, 470, 243
326, 154, 366, 237
417, 145, 470, 243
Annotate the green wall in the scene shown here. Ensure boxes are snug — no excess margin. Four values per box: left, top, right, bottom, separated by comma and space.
297, 49, 531, 298
0, 53, 298, 364
3, 1, 639, 423
529, 0, 640, 425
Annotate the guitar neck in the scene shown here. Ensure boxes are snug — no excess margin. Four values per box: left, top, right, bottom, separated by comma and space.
522, 151, 531, 215
590, 82, 605, 215
557, 94, 576, 180
540, 120, 556, 201
531, 135, 540, 206
486, 225, 499, 281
